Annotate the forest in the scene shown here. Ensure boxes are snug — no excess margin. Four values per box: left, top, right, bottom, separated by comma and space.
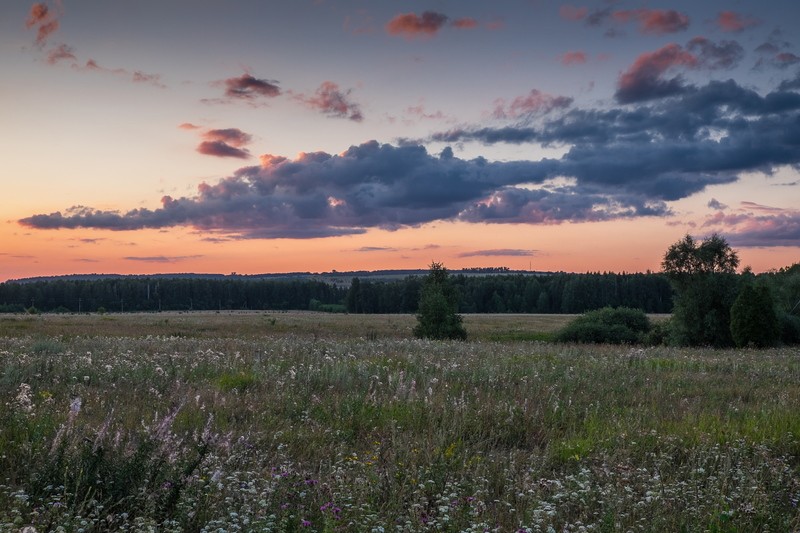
1, 265, 797, 317
1, 271, 672, 314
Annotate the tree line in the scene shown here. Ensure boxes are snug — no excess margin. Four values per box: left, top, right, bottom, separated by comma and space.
0, 272, 673, 315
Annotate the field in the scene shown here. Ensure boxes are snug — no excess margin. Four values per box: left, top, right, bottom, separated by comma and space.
1, 312, 798, 532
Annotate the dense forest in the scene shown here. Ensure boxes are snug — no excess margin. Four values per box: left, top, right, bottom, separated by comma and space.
1, 266, 798, 316
0, 272, 674, 314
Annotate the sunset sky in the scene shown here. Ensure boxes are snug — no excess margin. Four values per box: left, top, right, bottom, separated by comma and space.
2, 0, 799, 281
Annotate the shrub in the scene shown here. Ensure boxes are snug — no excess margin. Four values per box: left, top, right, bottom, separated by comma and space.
555, 307, 650, 345
643, 319, 671, 346
730, 284, 780, 348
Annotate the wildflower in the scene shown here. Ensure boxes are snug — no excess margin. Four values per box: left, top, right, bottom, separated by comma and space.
15, 383, 34, 414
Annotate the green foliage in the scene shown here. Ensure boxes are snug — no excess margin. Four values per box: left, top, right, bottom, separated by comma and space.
413, 262, 467, 340
663, 234, 740, 347
778, 312, 800, 345
643, 318, 671, 346
216, 370, 258, 392
555, 307, 651, 344
662, 233, 740, 278
730, 284, 780, 348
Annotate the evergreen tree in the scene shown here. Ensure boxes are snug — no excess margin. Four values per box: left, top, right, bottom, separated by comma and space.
413, 262, 467, 340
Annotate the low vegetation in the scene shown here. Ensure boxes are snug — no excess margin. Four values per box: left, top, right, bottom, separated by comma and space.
1, 314, 799, 531
554, 307, 651, 345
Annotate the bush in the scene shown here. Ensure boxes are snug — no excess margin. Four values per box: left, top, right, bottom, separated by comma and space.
730, 284, 780, 348
555, 307, 651, 345
643, 319, 671, 346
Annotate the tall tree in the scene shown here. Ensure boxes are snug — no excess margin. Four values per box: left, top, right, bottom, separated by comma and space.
413, 262, 467, 340
662, 234, 740, 347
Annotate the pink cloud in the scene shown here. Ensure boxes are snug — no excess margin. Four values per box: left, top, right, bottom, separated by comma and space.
294, 81, 363, 122
80, 59, 165, 88
202, 128, 252, 148
182, 125, 254, 159
559, 5, 588, 21
560, 51, 588, 66
223, 73, 281, 100
196, 141, 250, 160
46, 43, 75, 64
702, 203, 800, 247
405, 102, 447, 121
386, 11, 449, 38
616, 43, 697, 102
493, 89, 573, 119
452, 18, 478, 29
612, 9, 690, 35
26, 2, 60, 46
716, 11, 759, 33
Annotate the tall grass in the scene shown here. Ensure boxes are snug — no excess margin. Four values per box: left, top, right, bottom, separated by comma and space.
0, 315, 798, 531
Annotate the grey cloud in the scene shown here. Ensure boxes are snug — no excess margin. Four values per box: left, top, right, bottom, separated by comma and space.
459, 249, 537, 258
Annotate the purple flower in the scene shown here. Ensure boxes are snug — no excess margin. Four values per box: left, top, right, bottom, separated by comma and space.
301, 519, 312, 527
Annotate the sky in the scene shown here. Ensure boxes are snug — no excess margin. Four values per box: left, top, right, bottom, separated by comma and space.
1, 0, 799, 281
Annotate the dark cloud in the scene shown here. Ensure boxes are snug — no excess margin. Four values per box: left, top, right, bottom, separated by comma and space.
754, 29, 798, 71
293, 81, 363, 122
20, 140, 661, 238
616, 43, 698, 103
186, 127, 254, 159
687, 38, 745, 70
356, 246, 397, 252
703, 205, 800, 247
614, 39, 743, 104
203, 128, 252, 147
19, 70, 800, 246
716, 11, 759, 33
708, 198, 728, 210
584, 8, 689, 35
222, 74, 281, 101
124, 255, 203, 263
612, 9, 690, 35
492, 89, 573, 119
197, 141, 250, 159
459, 249, 536, 257
426, 80, 800, 227
386, 11, 449, 38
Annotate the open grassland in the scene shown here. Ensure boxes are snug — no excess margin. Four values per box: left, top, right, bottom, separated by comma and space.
0, 312, 577, 342
1, 313, 798, 531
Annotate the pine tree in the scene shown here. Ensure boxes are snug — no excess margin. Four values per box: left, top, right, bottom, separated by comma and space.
413, 262, 467, 340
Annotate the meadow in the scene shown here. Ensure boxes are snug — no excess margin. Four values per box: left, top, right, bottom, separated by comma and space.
1, 312, 798, 531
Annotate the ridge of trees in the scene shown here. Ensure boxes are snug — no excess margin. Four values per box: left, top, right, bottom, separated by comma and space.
0, 272, 673, 315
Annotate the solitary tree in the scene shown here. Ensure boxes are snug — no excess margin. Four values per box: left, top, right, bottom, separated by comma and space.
662, 234, 740, 347
413, 262, 467, 340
